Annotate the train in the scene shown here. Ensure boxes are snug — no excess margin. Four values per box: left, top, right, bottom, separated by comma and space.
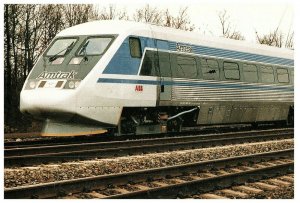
20, 20, 294, 136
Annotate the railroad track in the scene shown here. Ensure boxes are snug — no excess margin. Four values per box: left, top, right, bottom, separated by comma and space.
4, 125, 288, 149
4, 149, 293, 199
5, 128, 293, 167
193, 173, 294, 199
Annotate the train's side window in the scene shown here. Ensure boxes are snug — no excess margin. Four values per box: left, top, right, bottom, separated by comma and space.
140, 51, 157, 76
201, 58, 219, 80
261, 66, 274, 83
224, 61, 240, 80
173, 55, 197, 78
243, 64, 258, 83
158, 52, 172, 77
290, 70, 294, 84
129, 37, 142, 58
277, 68, 289, 83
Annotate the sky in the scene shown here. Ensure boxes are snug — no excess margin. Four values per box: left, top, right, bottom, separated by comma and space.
1, 0, 294, 44
94, 0, 294, 43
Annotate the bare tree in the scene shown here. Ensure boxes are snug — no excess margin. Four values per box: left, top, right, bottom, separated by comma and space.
38, 5, 64, 50
97, 5, 129, 20
285, 31, 294, 49
64, 4, 98, 27
164, 7, 194, 31
4, 4, 102, 132
255, 29, 282, 47
256, 27, 294, 49
133, 5, 194, 31
4, 4, 13, 126
133, 4, 162, 25
218, 10, 244, 40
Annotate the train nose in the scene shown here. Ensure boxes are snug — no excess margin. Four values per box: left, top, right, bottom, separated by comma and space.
20, 89, 77, 120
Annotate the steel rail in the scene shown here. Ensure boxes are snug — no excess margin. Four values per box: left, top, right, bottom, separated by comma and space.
4, 126, 291, 149
107, 162, 293, 199
4, 130, 293, 167
4, 149, 293, 199
5, 128, 293, 156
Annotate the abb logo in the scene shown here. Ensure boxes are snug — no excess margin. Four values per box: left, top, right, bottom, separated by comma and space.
135, 85, 143, 92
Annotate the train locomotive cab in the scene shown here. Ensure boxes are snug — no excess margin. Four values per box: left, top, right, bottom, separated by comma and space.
20, 23, 120, 136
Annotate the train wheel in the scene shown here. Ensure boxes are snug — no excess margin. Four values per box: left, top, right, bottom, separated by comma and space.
167, 117, 183, 132
121, 119, 137, 134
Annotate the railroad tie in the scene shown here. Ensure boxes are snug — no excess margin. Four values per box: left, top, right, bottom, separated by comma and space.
265, 179, 292, 187
273, 160, 289, 165
284, 159, 294, 163
201, 173, 217, 178
86, 191, 108, 198
112, 188, 130, 194
279, 175, 294, 182
215, 170, 230, 175
134, 184, 151, 191
239, 166, 255, 171
218, 189, 249, 198
199, 193, 228, 199
253, 163, 268, 168
232, 185, 263, 194
188, 175, 202, 180
250, 182, 278, 190
151, 181, 169, 187
170, 178, 186, 184
261, 162, 277, 167
229, 168, 244, 173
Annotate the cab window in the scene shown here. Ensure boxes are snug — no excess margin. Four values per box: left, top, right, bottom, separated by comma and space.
243, 64, 258, 83
46, 38, 77, 56
201, 58, 219, 80
129, 37, 142, 58
277, 68, 289, 83
261, 66, 274, 83
172, 55, 197, 78
224, 61, 240, 80
78, 37, 113, 55
140, 50, 157, 76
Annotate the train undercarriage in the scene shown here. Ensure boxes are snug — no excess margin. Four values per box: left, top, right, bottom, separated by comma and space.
117, 104, 294, 136
38, 103, 293, 137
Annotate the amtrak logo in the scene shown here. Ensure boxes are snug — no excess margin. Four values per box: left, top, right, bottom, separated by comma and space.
176, 43, 192, 53
37, 70, 77, 79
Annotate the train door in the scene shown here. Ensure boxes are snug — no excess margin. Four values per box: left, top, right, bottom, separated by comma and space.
154, 39, 172, 103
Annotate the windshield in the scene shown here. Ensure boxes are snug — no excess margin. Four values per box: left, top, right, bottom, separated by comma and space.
78, 37, 113, 55
46, 38, 77, 56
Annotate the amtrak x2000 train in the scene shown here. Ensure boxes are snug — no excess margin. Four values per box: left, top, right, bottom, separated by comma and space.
20, 20, 294, 136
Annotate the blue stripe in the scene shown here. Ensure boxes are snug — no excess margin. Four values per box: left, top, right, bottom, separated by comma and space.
97, 78, 294, 92
103, 36, 293, 76
169, 42, 293, 66
98, 78, 159, 85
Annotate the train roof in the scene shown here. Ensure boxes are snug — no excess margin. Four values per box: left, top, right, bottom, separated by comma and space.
57, 20, 293, 61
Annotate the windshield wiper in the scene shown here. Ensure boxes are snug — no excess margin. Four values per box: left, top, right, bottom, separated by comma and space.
49, 42, 74, 62
79, 41, 90, 61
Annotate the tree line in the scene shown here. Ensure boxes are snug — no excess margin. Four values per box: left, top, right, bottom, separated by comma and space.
4, 4, 294, 133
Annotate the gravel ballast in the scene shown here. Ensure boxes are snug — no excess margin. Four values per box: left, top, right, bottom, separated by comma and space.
256, 184, 294, 199
4, 139, 293, 188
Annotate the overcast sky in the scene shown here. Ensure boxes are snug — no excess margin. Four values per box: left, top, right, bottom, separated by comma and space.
95, 0, 294, 43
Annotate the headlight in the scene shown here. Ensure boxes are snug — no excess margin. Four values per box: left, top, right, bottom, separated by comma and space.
68, 81, 75, 89
29, 81, 36, 89
75, 81, 80, 88
63, 80, 81, 89
69, 57, 83, 65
